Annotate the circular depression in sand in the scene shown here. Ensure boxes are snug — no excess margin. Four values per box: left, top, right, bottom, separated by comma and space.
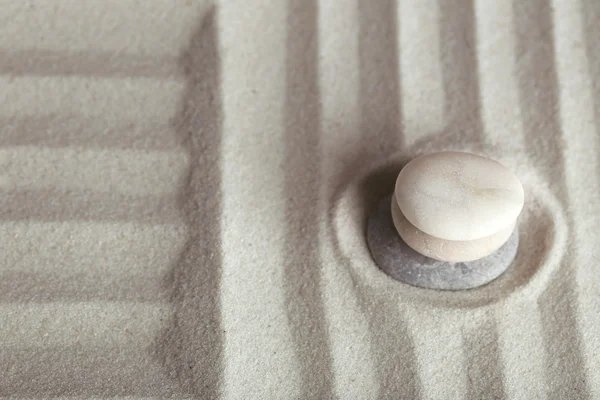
326, 151, 568, 310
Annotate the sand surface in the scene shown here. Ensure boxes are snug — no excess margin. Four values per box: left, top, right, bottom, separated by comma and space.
1, 0, 599, 398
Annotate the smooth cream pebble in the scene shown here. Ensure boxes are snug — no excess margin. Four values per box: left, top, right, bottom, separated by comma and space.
394, 151, 524, 241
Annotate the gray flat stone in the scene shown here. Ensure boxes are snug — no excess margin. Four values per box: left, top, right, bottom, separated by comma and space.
367, 195, 519, 290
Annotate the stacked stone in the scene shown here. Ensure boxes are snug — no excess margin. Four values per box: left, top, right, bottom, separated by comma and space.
393, 151, 524, 263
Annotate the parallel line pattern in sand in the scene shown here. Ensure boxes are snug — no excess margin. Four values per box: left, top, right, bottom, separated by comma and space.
0, 0, 205, 56
355, 3, 422, 398
318, 0, 380, 398
0, 146, 189, 196
496, 303, 548, 399
0, 221, 186, 302
513, 0, 591, 398
0, 302, 168, 348
1, 76, 184, 122
218, 2, 302, 398
405, 310, 466, 399
156, 8, 225, 398
398, 0, 445, 143
475, 2, 547, 398
0, 347, 184, 397
438, 0, 485, 152
1, 0, 599, 397
0, 48, 180, 78
579, 1, 600, 396
474, 0, 526, 153
282, 0, 335, 398
0, 115, 183, 150
463, 313, 506, 399
552, 0, 600, 396
0, 3, 206, 398
0, 189, 182, 223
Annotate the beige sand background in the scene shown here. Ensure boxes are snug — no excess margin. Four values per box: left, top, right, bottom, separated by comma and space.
0, 0, 599, 398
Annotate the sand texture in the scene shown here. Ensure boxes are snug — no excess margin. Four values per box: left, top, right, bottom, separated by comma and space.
0, 0, 599, 399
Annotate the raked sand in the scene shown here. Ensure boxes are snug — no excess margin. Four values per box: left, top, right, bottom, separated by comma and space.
0, 1, 599, 399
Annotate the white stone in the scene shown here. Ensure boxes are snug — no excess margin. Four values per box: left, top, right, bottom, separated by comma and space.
394, 151, 524, 241
391, 195, 516, 262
